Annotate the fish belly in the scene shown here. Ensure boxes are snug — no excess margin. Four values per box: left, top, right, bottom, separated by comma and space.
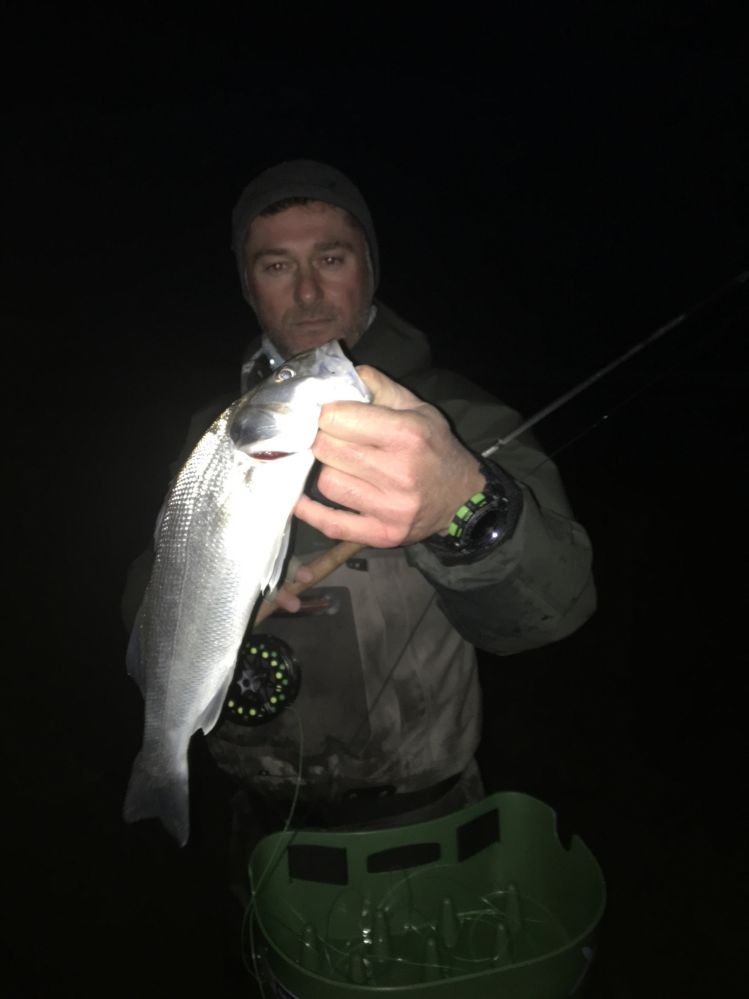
124, 417, 313, 845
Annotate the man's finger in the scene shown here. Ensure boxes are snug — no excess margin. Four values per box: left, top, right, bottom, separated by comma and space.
273, 588, 302, 613
315, 367, 426, 443
356, 364, 423, 410
317, 398, 421, 445
294, 494, 401, 548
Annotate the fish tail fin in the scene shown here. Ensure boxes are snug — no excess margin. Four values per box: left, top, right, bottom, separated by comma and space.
123, 752, 190, 847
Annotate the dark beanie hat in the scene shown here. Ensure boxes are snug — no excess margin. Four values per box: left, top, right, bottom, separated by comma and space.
231, 159, 379, 300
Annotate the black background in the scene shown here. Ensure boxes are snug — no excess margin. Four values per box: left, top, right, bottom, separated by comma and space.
3, 5, 748, 997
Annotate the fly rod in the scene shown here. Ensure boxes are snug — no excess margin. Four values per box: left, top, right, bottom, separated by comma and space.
485, 267, 747, 453
256, 267, 748, 623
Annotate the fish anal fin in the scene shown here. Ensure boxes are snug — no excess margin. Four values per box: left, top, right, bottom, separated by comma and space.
263, 517, 292, 595
195, 664, 239, 736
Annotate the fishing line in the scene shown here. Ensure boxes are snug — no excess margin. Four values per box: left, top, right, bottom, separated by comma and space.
244, 705, 304, 993
243, 855, 511, 983
349, 589, 439, 757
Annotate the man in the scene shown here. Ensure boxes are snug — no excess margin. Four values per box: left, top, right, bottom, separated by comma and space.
123, 159, 595, 840
204, 159, 595, 829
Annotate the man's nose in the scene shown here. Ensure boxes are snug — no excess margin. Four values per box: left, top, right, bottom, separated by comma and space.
294, 265, 323, 305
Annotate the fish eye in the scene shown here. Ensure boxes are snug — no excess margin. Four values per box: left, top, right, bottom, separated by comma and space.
274, 366, 295, 382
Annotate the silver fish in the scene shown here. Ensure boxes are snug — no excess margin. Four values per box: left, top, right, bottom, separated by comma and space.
124, 340, 370, 845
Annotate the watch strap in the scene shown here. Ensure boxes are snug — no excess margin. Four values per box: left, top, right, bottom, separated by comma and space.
425, 458, 522, 565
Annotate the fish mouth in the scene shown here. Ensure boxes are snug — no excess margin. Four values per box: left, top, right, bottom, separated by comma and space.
247, 450, 292, 460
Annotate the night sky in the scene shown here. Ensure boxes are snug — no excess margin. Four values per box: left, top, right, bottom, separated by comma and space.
4, 7, 748, 998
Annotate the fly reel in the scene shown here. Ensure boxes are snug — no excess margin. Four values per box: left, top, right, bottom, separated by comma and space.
223, 634, 301, 726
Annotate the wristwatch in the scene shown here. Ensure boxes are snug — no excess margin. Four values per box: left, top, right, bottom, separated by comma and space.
426, 458, 522, 565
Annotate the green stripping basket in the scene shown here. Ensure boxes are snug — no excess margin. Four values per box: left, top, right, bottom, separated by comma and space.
247, 791, 606, 997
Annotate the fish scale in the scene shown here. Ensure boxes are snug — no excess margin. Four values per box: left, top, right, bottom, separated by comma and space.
124, 341, 370, 846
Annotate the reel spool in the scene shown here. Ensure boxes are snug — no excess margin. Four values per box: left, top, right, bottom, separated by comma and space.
223, 634, 301, 726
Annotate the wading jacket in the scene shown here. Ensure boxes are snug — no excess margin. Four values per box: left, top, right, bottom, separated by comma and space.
206, 303, 594, 799
123, 302, 596, 800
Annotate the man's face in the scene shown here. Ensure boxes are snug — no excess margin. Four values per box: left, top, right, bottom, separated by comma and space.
243, 201, 373, 359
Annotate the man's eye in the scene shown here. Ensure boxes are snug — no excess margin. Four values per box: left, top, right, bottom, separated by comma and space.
264, 261, 287, 273
321, 255, 343, 267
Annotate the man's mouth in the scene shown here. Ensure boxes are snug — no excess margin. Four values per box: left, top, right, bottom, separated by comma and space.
294, 317, 334, 327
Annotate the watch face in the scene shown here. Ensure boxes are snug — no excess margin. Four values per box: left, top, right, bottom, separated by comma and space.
428, 459, 520, 564
465, 504, 506, 550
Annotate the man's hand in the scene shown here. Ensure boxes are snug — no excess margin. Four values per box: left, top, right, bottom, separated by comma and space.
293, 365, 486, 548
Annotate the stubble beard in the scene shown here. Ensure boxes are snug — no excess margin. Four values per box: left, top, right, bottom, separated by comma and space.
256, 300, 373, 359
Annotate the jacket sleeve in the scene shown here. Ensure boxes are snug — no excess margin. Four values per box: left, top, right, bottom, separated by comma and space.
404, 370, 596, 655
